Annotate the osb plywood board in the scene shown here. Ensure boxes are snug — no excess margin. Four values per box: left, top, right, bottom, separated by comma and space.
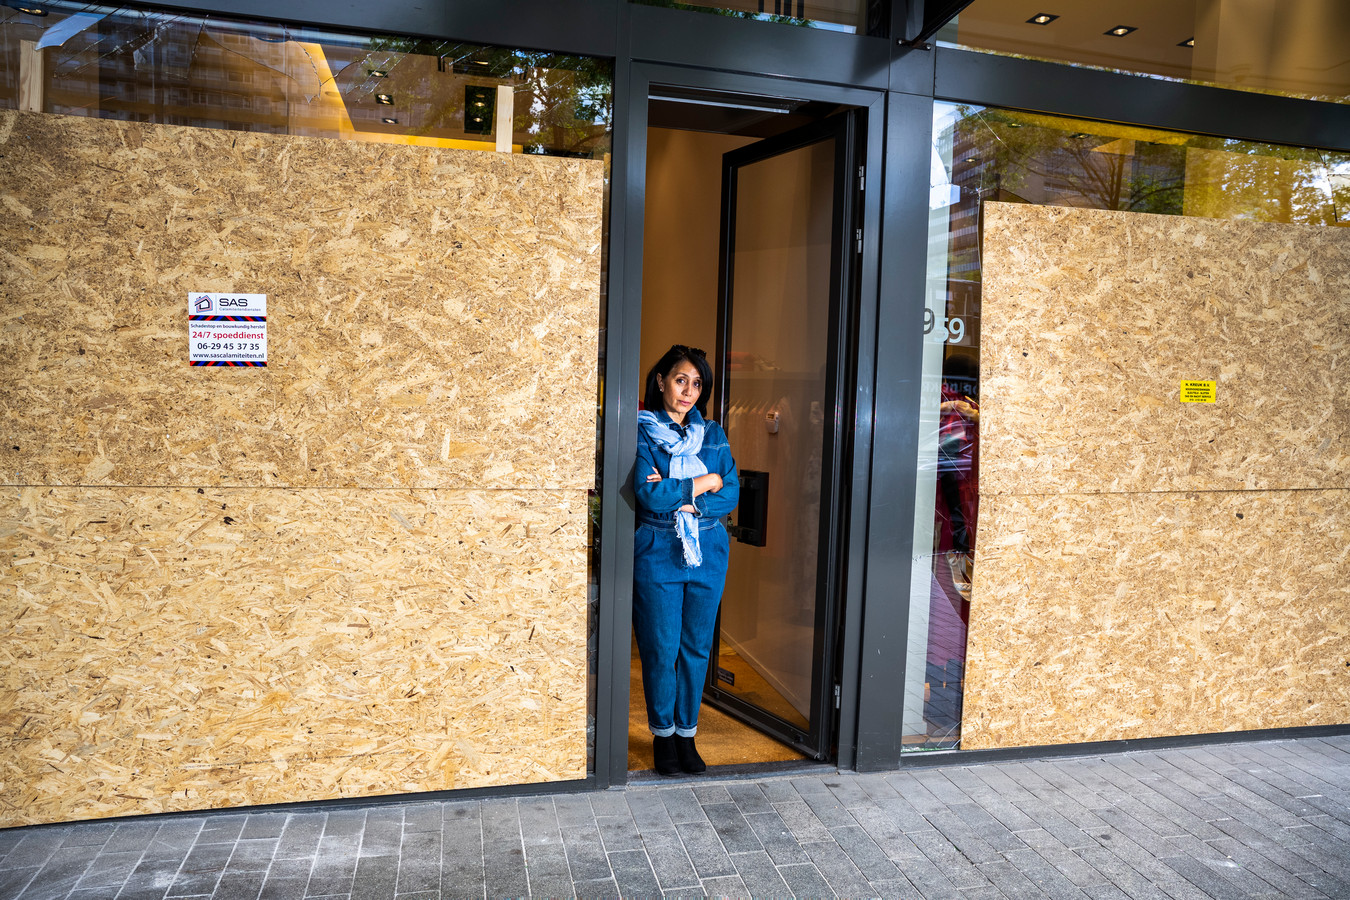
962, 489, 1350, 750
0, 110, 603, 490
979, 203, 1350, 496
0, 485, 588, 826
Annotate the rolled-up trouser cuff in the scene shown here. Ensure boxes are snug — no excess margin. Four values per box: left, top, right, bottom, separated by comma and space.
649, 723, 677, 738
675, 725, 697, 738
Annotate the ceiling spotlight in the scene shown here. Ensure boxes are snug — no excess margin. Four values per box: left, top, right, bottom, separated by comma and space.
1178, 37, 1195, 47
375, 93, 394, 105
381, 117, 398, 125
368, 69, 388, 78
464, 85, 495, 135
13, 2, 47, 14
1026, 13, 1058, 25
1105, 25, 1137, 36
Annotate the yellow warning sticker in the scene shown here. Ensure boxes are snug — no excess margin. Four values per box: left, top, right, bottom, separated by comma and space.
1180, 380, 1217, 403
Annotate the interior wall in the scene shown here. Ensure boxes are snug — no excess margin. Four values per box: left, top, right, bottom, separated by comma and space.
0, 110, 603, 825
956, 0, 1350, 99
639, 127, 753, 390
963, 202, 1350, 749
1194, 0, 1350, 99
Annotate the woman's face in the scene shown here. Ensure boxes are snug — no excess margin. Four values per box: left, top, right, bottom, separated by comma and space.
658, 360, 702, 424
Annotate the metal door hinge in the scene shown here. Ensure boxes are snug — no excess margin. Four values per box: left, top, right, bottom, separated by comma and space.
855, 229, 863, 254
858, 165, 865, 192
833, 684, 841, 709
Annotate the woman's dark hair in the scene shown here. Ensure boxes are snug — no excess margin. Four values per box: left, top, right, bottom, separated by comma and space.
643, 344, 713, 418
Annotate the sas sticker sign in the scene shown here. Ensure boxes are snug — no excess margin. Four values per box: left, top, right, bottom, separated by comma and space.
188, 293, 267, 367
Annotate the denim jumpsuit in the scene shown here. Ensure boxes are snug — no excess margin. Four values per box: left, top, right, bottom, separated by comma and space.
633, 408, 740, 738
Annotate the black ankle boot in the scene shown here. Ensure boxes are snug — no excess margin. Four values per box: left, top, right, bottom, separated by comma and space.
653, 736, 680, 776
674, 735, 705, 774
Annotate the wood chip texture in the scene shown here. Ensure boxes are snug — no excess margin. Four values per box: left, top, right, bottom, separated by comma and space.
964, 203, 1350, 750
0, 111, 602, 825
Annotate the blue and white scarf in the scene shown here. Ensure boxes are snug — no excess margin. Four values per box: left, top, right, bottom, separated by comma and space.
638, 408, 708, 567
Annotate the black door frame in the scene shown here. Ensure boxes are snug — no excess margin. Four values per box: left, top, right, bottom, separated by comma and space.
601, 60, 887, 786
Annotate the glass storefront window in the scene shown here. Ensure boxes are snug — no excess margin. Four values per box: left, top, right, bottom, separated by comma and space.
0, 4, 612, 158
904, 101, 1350, 751
941, 0, 1350, 105
632, 0, 870, 34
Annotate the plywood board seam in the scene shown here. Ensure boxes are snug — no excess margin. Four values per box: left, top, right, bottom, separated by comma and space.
988, 487, 1350, 499
0, 484, 595, 492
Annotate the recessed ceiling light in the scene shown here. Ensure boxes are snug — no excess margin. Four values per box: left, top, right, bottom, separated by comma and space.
1178, 37, 1195, 47
14, 3, 47, 14
381, 117, 398, 124
368, 69, 388, 78
1026, 13, 1058, 25
375, 93, 394, 105
1105, 25, 1137, 37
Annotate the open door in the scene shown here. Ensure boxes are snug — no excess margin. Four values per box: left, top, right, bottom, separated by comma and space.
706, 112, 861, 760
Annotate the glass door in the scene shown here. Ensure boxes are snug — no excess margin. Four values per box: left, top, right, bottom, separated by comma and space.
706, 113, 860, 760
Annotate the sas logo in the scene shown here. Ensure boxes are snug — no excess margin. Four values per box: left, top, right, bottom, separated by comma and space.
194, 295, 214, 312
219, 297, 251, 308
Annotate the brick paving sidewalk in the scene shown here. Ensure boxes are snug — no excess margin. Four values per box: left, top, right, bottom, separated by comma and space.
1, 735, 1347, 899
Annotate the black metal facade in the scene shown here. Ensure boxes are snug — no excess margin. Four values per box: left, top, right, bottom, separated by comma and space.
129, 0, 1350, 789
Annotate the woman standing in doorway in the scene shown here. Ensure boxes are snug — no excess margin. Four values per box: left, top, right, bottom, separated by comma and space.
634, 344, 740, 776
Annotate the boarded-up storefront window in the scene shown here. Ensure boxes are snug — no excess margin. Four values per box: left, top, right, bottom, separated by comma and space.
905, 101, 1349, 751
0, 6, 610, 826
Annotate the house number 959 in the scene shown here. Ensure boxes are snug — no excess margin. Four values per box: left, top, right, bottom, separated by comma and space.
923, 309, 965, 344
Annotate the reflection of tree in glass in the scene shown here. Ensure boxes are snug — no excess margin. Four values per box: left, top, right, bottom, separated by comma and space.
948, 106, 1347, 226
949, 107, 1186, 215
633, 0, 888, 33
362, 38, 613, 159
1184, 139, 1343, 225
631, 0, 813, 28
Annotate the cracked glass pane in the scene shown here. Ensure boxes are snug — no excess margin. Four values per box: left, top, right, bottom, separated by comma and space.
1, 3, 612, 158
